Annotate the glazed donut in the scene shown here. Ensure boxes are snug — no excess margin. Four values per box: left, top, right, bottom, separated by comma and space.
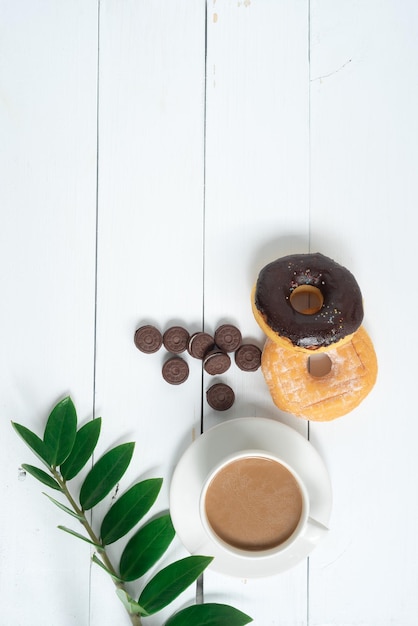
252, 253, 364, 353
261, 326, 378, 421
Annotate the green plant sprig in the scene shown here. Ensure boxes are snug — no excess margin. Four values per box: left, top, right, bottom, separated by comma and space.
12, 396, 252, 626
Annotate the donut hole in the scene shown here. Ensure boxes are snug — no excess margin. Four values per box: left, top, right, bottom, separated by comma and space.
290, 285, 324, 315
307, 353, 332, 378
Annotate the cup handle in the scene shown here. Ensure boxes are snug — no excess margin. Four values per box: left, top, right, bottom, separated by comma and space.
301, 517, 329, 545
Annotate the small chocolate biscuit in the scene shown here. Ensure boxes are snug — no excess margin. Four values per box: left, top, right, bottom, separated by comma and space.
188, 332, 215, 359
203, 350, 231, 375
206, 383, 235, 411
134, 325, 162, 353
162, 356, 189, 385
235, 344, 262, 371
163, 326, 190, 353
214, 324, 242, 352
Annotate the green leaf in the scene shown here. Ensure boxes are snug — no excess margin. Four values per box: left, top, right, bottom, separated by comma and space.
79, 442, 135, 511
21, 464, 61, 491
43, 396, 77, 467
164, 603, 253, 626
116, 589, 148, 617
43, 492, 84, 520
100, 478, 163, 545
119, 514, 175, 581
58, 525, 102, 548
11, 422, 52, 467
138, 556, 213, 616
92, 554, 125, 583
60, 418, 102, 481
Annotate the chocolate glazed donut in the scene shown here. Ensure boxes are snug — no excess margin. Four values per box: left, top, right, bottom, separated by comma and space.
253, 253, 364, 350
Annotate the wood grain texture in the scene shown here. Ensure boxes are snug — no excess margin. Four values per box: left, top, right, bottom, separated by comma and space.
309, 1, 418, 624
0, 1, 98, 624
202, 1, 310, 624
2, 0, 418, 624
90, 2, 206, 624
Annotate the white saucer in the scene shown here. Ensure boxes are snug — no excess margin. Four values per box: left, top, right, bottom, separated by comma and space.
169, 417, 332, 578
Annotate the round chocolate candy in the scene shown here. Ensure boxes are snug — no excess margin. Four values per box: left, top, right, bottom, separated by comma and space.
162, 356, 189, 385
163, 326, 190, 353
235, 344, 262, 371
203, 350, 231, 375
134, 325, 162, 353
188, 332, 215, 359
214, 324, 242, 353
206, 383, 235, 411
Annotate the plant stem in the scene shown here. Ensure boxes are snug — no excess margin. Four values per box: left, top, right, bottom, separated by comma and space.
52, 470, 142, 626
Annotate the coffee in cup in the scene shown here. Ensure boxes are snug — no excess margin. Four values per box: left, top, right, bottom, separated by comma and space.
200, 450, 318, 557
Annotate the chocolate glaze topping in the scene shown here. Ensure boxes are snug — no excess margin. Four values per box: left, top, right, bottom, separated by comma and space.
254, 252, 364, 349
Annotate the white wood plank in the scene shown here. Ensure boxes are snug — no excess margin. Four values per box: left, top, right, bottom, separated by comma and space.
203, 1, 311, 623
309, 1, 418, 624
0, 1, 98, 624
91, 2, 207, 624
6, 2, 417, 625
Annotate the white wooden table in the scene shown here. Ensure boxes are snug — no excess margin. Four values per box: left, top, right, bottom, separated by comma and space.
2, 2, 418, 624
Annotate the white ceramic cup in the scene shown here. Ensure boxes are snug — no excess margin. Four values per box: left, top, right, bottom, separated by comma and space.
199, 449, 328, 559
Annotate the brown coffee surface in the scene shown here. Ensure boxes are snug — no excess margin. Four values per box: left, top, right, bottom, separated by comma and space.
204, 457, 303, 551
